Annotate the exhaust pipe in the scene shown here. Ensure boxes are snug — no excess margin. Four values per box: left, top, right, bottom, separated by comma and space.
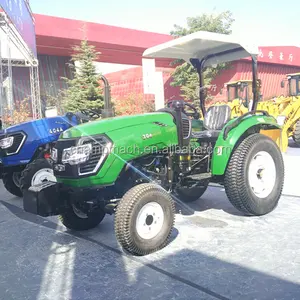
100, 75, 115, 118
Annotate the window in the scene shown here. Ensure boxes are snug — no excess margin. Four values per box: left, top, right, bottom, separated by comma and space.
227, 86, 237, 101
289, 78, 297, 96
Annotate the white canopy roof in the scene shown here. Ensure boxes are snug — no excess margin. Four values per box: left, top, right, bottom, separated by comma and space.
143, 31, 259, 68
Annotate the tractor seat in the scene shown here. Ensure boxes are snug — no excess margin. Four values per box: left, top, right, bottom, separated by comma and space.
192, 105, 231, 140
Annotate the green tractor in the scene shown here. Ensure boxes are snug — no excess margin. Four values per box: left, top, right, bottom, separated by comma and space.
23, 31, 285, 256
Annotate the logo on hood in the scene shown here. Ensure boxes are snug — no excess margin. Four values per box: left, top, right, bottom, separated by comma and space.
50, 127, 64, 134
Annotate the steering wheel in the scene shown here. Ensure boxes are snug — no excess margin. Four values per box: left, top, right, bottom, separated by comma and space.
65, 108, 100, 125
167, 100, 200, 119
80, 108, 101, 120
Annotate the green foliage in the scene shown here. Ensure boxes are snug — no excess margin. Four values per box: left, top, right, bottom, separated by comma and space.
170, 11, 235, 106
60, 40, 104, 115
41, 92, 65, 116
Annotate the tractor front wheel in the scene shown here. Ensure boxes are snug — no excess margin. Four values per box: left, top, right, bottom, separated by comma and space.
2, 172, 23, 197
293, 120, 300, 145
224, 133, 284, 216
114, 183, 175, 256
20, 158, 57, 191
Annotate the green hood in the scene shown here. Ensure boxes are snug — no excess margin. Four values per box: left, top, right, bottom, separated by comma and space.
60, 112, 174, 139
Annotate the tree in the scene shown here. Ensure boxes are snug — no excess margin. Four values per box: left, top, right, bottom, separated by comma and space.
113, 93, 154, 116
169, 11, 235, 107
2, 98, 31, 126
60, 40, 104, 116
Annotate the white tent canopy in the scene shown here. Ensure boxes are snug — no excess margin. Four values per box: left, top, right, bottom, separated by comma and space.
143, 31, 259, 68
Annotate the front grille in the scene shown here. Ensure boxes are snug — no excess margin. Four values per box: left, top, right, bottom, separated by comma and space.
0, 132, 26, 156
79, 136, 109, 175
182, 118, 191, 139
54, 135, 110, 178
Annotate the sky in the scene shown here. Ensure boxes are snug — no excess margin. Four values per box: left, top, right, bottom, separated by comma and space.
29, 0, 299, 47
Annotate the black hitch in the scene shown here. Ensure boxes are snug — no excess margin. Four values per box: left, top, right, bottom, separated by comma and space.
23, 181, 63, 217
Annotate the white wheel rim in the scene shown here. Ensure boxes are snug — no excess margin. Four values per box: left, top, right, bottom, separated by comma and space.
136, 202, 164, 240
31, 168, 57, 186
248, 151, 276, 198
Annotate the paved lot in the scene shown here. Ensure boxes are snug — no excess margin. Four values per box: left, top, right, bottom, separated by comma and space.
0, 141, 299, 300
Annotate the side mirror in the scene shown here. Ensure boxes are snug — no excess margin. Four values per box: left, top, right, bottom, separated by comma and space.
280, 80, 285, 88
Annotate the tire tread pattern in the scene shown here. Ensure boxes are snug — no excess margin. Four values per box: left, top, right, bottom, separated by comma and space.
293, 120, 300, 144
2, 174, 23, 197
114, 183, 175, 256
224, 133, 284, 215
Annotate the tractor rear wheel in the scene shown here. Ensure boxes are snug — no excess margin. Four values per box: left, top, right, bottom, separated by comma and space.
114, 183, 175, 256
293, 120, 300, 145
2, 172, 23, 197
20, 158, 56, 191
224, 133, 284, 216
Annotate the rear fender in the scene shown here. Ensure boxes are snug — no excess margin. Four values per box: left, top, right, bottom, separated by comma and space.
211, 113, 281, 176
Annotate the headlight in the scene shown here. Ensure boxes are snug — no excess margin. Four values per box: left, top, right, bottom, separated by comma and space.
276, 115, 286, 126
0, 136, 14, 149
62, 144, 92, 165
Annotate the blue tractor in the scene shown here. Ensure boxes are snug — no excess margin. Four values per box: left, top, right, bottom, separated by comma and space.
0, 111, 92, 197
0, 74, 114, 197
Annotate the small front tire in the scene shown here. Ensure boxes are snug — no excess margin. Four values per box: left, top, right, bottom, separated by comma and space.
224, 133, 284, 216
114, 183, 175, 256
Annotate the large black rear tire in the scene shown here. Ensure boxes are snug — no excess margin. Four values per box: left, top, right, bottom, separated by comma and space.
293, 120, 300, 145
2, 172, 23, 197
224, 133, 284, 216
114, 183, 175, 256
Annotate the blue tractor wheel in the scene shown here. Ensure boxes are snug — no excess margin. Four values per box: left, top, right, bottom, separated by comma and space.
20, 158, 56, 192
2, 172, 23, 197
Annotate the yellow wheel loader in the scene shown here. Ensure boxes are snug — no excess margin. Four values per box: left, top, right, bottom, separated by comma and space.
213, 80, 252, 118
276, 73, 300, 151
221, 75, 300, 152
225, 80, 252, 117
210, 74, 299, 152
215, 79, 265, 118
